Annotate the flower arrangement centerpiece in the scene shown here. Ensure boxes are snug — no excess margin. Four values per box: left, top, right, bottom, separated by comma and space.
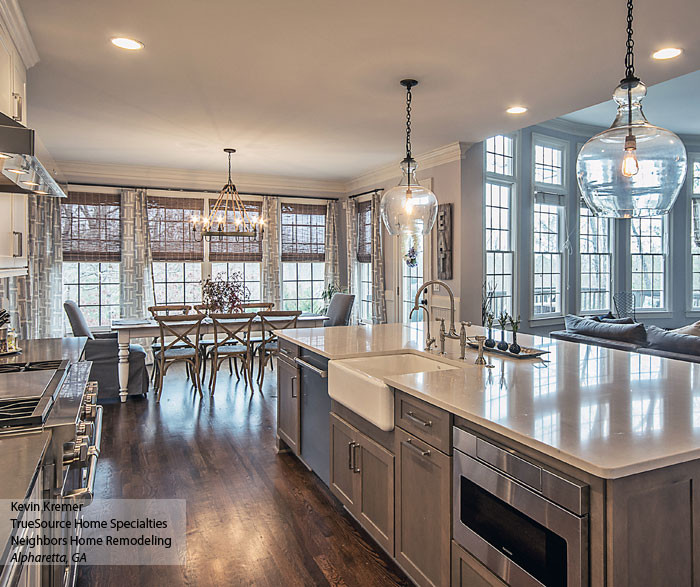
508, 314, 522, 354
485, 312, 495, 348
497, 311, 510, 351
201, 271, 249, 313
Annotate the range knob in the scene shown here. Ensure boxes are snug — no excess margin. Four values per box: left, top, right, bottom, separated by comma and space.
77, 421, 94, 437
81, 402, 97, 420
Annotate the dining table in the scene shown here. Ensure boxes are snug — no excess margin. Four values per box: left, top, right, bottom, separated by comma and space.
111, 314, 328, 402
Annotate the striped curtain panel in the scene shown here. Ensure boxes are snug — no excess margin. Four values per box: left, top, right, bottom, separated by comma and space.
324, 201, 339, 288
7, 194, 64, 339
370, 192, 387, 324
261, 196, 281, 308
343, 198, 358, 323
120, 189, 153, 318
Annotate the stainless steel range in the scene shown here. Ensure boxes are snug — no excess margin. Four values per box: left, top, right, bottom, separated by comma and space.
0, 357, 101, 587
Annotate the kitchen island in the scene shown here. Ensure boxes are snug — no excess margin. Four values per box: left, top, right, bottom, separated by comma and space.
275, 323, 700, 587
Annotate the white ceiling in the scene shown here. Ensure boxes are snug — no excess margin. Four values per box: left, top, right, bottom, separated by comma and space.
561, 69, 700, 135
20, 0, 700, 182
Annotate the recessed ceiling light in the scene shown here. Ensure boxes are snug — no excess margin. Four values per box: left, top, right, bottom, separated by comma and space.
6, 168, 25, 174
652, 47, 682, 60
506, 106, 528, 114
110, 37, 144, 51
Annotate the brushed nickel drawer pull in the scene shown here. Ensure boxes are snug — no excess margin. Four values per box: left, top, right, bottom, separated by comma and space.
406, 410, 432, 427
294, 357, 328, 378
403, 438, 431, 457
348, 441, 354, 470
291, 375, 297, 398
353, 443, 361, 473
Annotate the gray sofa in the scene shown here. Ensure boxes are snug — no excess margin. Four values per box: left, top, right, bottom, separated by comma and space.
63, 301, 149, 399
550, 315, 700, 364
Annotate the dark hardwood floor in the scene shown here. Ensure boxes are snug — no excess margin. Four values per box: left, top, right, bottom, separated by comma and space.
78, 362, 410, 587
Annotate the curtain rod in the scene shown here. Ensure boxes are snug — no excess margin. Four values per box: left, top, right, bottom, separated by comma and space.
67, 181, 340, 201
348, 188, 383, 199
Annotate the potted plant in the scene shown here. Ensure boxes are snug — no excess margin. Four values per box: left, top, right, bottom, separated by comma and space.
508, 314, 522, 354
484, 312, 496, 348
201, 272, 249, 313
497, 311, 510, 351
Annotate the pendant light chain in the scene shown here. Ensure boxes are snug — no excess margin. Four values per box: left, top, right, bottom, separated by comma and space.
624, 0, 636, 81
405, 84, 412, 160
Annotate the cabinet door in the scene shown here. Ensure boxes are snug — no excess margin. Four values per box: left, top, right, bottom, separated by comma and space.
11, 56, 25, 123
329, 413, 359, 512
277, 357, 300, 454
395, 428, 451, 587
356, 432, 394, 555
12, 193, 27, 267
0, 31, 11, 117
451, 541, 507, 587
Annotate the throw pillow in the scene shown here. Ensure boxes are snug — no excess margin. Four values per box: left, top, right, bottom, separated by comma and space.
672, 320, 700, 338
647, 325, 700, 356
564, 314, 647, 345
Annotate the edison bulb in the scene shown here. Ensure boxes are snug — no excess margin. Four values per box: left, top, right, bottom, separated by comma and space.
621, 151, 639, 177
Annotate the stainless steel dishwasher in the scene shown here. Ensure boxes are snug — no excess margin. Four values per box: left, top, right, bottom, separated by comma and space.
453, 427, 589, 587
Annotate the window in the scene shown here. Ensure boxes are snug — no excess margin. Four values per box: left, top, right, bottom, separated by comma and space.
630, 217, 667, 309
533, 198, 564, 316
61, 192, 121, 328
484, 135, 516, 316
281, 203, 327, 312
534, 142, 564, 185
358, 262, 372, 323
532, 138, 566, 318
691, 159, 700, 310
147, 196, 204, 306
62, 262, 120, 329
152, 262, 202, 305
356, 200, 373, 323
579, 204, 613, 312
485, 135, 514, 176
147, 196, 204, 262
211, 262, 261, 301
485, 182, 514, 315
402, 236, 424, 323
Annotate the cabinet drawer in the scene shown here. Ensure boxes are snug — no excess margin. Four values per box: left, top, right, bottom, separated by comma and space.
278, 338, 299, 364
451, 541, 507, 587
395, 391, 451, 454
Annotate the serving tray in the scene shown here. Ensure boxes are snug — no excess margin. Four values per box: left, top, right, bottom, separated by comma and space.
466, 340, 549, 359
0, 348, 22, 357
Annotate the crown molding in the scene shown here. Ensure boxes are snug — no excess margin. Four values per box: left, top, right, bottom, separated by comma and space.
57, 160, 347, 197
536, 117, 604, 138
0, 0, 39, 69
345, 141, 473, 194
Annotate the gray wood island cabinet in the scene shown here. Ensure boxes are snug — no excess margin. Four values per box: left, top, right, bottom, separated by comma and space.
276, 323, 700, 586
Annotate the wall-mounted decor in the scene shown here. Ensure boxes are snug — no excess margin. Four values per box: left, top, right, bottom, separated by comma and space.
436, 203, 452, 280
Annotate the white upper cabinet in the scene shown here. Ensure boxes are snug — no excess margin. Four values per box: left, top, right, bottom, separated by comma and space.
0, 29, 12, 117
0, 21, 28, 123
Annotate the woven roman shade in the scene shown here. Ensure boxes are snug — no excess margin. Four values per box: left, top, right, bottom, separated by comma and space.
147, 196, 204, 261
356, 200, 372, 263
280, 203, 326, 262
208, 200, 263, 262
61, 192, 121, 261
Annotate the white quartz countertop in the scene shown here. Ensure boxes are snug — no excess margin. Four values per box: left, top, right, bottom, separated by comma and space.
277, 323, 700, 479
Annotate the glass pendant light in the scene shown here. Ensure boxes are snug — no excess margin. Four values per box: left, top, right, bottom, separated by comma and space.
576, 0, 687, 218
380, 79, 438, 236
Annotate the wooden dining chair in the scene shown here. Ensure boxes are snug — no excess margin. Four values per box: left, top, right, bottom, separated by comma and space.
241, 302, 274, 311
207, 312, 257, 394
147, 305, 193, 385
152, 313, 204, 402
255, 310, 301, 389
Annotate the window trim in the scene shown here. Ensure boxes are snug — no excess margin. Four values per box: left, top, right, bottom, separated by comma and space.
577, 201, 615, 315
483, 133, 518, 320
629, 215, 670, 313
530, 134, 568, 321
687, 153, 700, 315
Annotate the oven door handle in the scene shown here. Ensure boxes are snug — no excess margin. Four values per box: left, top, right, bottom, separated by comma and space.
62, 452, 98, 505
88, 405, 103, 457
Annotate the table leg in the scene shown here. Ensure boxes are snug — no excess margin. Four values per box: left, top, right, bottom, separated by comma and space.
118, 330, 130, 403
